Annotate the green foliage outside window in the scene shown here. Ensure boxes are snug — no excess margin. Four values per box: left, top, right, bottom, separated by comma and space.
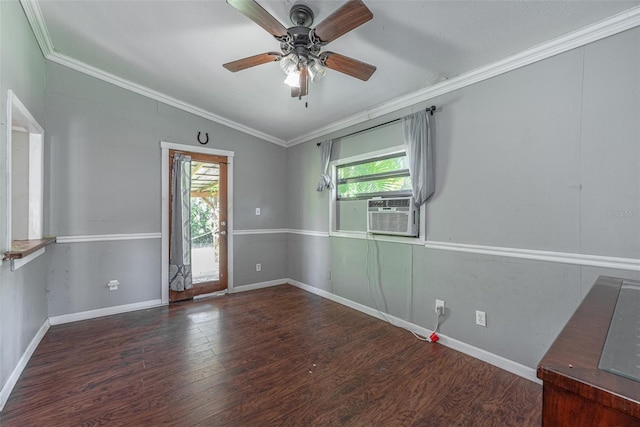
338, 156, 408, 179
190, 197, 215, 247
337, 154, 412, 200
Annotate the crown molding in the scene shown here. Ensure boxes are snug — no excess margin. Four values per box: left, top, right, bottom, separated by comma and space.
286, 5, 640, 146
19, 0, 640, 148
19, 0, 54, 57
47, 53, 287, 146
19, 1, 286, 146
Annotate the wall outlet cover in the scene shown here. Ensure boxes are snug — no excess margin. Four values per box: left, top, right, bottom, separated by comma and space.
476, 310, 486, 327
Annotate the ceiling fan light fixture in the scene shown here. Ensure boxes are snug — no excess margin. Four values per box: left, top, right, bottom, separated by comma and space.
284, 71, 301, 88
307, 59, 326, 82
279, 54, 299, 75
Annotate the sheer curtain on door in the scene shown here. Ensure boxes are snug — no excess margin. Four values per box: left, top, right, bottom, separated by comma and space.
169, 153, 193, 291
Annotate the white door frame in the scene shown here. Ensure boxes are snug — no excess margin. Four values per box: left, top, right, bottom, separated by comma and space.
160, 141, 235, 304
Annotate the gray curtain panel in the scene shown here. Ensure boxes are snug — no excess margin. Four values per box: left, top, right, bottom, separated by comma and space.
169, 153, 193, 292
316, 139, 333, 192
402, 110, 435, 206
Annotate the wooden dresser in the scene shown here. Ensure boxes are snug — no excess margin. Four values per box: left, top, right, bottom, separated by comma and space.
537, 276, 640, 426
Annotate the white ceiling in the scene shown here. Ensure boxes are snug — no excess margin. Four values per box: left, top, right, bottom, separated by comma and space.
31, 0, 640, 144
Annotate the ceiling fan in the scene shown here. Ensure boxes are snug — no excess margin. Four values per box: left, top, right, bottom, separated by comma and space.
223, 0, 377, 98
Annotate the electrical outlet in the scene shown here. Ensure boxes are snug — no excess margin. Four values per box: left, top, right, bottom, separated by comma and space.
435, 299, 445, 314
476, 310, 486, 327
107, 280, 119, 291
255, 208, 261, 216
256, 263, 262, 272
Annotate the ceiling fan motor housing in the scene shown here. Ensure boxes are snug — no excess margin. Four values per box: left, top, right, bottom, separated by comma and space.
290, 4, 314, 27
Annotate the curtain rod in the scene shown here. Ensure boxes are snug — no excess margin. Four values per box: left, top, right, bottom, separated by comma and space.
317, 106, 437, 146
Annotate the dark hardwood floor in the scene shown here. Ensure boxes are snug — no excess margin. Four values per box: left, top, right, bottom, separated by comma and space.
0, 285, 542, 426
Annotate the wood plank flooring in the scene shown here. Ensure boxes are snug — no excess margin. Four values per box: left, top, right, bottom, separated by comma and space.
0, 285, 542, 426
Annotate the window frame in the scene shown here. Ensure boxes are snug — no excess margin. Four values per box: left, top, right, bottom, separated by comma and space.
328, 145, 426, 242
335, 152, 412, 201
4, 90, 46, 269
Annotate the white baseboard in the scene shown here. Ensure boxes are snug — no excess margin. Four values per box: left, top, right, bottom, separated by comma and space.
232, 279, 287, 293
0, 319, 50, 412
48, 299, 164, 325
287, 279, 540, 384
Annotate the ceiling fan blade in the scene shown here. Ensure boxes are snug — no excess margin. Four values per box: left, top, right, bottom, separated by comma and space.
322, 52, 376, 81
313, 0, 373, 43
227, 0, 288, 38
291, 68, 309, 98
223, 52, 281, 72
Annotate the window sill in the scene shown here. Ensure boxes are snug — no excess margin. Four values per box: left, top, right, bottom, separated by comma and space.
330, 230, 424, 245
3, 237, 56, 261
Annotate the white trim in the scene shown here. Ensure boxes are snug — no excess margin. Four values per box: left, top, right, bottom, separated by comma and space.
232, 279, 286, 293
56, 233, 161, 244
48, 53, 286, 146
20, 0, 640, 148
48, 299, 163, 326
28, 132, 44, 240
233, 228, 288, 236
227, 158, 235, 293
330, 230, 424, 246
287, 279, 539, 383
424, 241, 640, 271
161, 147, 170, 304
331, 145, 405, 167
5, 90, 45, 255
233, 228, 330, 237
329, 145, 412, 239
0, 319, 50, 411
11, 247, 45, 271
287, 229, 330, 238
18, 0, 54, 57
160, 141, 235, 158
287, 227, 640, 272
286, 6, 640, 146
161, 142, 235, 300
232, 228, 330, 237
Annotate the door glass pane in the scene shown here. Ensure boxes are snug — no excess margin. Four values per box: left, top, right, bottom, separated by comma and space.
190, 161, 220, 284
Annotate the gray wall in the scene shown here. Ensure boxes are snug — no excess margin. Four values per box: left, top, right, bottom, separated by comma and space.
2, 0, 639, 399
287, 27, 640, 369
45, 61, 289, 316
0, 0, 49, 398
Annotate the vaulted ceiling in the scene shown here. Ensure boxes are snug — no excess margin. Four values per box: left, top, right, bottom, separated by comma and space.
24, 1, 640, 145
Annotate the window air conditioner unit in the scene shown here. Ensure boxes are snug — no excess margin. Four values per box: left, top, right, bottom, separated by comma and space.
367, 197, 419, 237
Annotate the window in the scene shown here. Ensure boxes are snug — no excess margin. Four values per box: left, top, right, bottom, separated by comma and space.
3, 90, 49, 269
330, 145, 424, 240
336, 152, 411, 200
